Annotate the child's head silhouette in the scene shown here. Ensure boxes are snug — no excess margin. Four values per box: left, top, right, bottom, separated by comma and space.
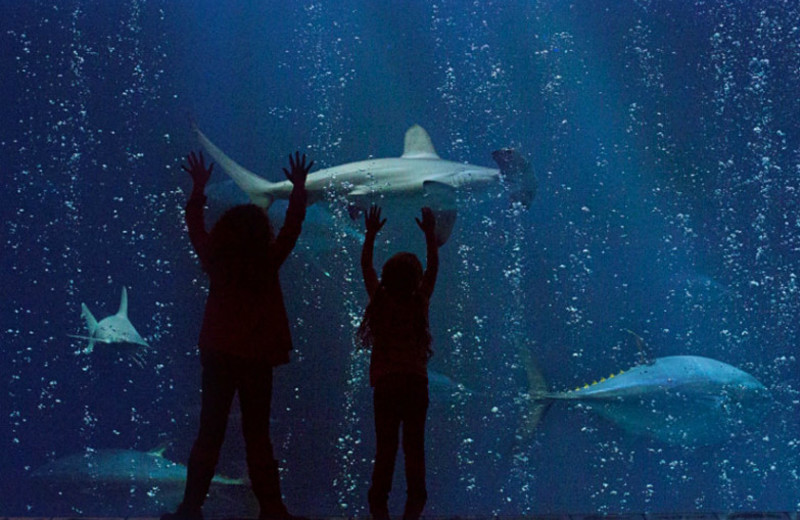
360, 251, 431, 357
208, 204, 274, 286
380, 252, 423, 297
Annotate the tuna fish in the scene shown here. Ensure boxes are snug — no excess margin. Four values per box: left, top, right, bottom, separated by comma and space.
525, 355, 770, 445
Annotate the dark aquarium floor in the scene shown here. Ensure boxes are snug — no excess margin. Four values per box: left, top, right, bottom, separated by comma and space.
2, 513, 799, 520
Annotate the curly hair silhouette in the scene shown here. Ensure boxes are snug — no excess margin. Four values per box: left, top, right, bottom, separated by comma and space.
207, 204, 274, 288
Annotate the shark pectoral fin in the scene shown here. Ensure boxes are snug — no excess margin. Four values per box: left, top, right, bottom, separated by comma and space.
422, 180, 456, 209
492, 148, 537, 208
431, 209, 456, 247
80, 303, 98, 333
347, 185, 375, 198
68, 334, 112, 345
422, 181, 457, 246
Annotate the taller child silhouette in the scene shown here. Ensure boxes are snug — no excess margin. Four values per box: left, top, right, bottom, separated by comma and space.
163, 150, 311, 520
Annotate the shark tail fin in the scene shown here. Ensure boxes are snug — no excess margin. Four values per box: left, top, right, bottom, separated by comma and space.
192, 122, 277, 209
517, 348, 551, 442
492, 148, 537, 208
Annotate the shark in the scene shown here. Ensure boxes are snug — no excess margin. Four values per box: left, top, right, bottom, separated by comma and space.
31, 447, 245, 511
31, 446, 243, 487
69, 286, 150, 365
524, 355, 770, 445
206, 180, 364, 275
428, 368, 474, 399
194, 123, 537, 245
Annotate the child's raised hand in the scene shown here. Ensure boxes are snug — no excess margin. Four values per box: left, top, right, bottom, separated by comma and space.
415, 207, 436, 235
182, 150, 214, 190
365, 204, 386, 236
283, 151, 313, 187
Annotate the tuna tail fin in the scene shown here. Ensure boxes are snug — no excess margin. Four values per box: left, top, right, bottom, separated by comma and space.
518, 348, 551, 441
192, 122, 277, 209
492, 148, 537, 208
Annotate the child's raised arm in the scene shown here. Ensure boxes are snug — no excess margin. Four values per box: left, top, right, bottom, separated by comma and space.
361, 204, 386, 298
269, 151, 312, 268
416, 207, 439, 298
182, 151, 214, 270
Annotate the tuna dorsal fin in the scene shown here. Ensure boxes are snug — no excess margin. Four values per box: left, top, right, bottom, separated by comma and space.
624, 329, 653, 365
401, 125, 440, 159
571, 371, 623, 392
117, 286, 129, 317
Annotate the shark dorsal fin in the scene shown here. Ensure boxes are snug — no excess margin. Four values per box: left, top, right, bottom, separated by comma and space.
117, 286, 129, 317
148, 442, 170, 458
401, 125, 440, 160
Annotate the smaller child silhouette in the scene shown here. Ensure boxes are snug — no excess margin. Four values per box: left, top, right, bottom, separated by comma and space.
358, 205, 439, 520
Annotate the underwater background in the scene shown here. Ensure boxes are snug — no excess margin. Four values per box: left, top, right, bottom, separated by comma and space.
2, 0, 800, 516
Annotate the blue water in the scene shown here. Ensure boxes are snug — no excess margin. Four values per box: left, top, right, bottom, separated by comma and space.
2, 0, 800, 516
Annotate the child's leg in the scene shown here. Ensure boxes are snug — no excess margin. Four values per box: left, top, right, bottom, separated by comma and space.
182, 353, 237, 513
239, 362, 285, 517
401, 379, 429, 520
370, 381, 403, 519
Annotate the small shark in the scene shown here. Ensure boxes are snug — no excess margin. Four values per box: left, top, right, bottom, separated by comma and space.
31, 447, 244, 510
31, 446, 243, 487
69, 286, 150, 365
428, 369, 473, 398
194, 124, 537, 245
524, 355, 769, 445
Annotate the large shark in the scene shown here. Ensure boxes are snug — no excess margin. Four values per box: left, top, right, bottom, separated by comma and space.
524, 355, 770, 445
194, 124, 537, 245
206, 180, 364, 276
69, 286, 150, 365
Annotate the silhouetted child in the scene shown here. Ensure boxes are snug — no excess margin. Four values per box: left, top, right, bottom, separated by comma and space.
162, 150, 312, 520
358, 205, 439, 520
